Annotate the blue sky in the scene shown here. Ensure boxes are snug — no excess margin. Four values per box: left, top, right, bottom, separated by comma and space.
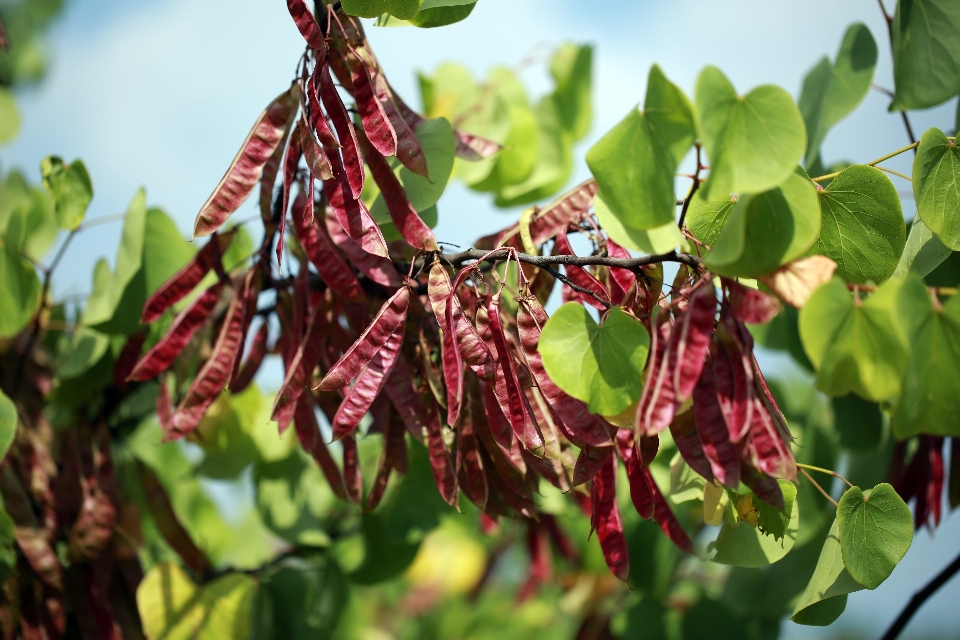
3, 1, 959, 637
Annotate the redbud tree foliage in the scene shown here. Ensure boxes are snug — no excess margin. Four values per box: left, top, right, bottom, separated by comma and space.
0, 0, 959, 638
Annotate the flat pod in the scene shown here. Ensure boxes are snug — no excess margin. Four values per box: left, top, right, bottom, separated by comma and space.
591, 453, 630, 582
195, 87, 299, 237
331, 328, 403, 440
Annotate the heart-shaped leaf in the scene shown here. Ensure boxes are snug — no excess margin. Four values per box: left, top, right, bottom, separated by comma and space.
586, 65, 696, 230
799, 23, 877, 166
799, 276, 911, 401
893, 217, 952, 280
892, 282, 960, 439
137, 562, 257, 640
40, 156, 93, 231
914, 127, 960, 250
809, 164, 905, 284
594, 192, 685, 255
696, 66, 806, 200
539, 303, 650, 416
836, 483, 913, 590
705, 172, 820, 278
791, 519, 864, 626
708, 481, 799, 568
891, 0, 960, 110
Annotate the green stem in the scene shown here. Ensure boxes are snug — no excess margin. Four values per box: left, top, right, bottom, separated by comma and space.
811, 141, 920, 182
797, 462, 854, 488
874, 165, 913, 182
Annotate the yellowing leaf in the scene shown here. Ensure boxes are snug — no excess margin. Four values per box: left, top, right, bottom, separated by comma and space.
759, 255, 837, 309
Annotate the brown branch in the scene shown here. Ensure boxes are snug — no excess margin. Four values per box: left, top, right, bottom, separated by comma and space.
876, 0, 917, 149
437, 247, 703, 273
880, 550, 960, 640
678, 142, 703, 228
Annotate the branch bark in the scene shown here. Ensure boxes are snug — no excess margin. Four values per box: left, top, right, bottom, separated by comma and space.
880, 549, 960, 640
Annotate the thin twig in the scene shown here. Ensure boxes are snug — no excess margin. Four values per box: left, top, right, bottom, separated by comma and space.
811, 142, 920, 182
797, 462, 854, 488
677, 143, 702, 229
874, 165, 912, 181
880, 550, 960, 640
799, 468, 839, 508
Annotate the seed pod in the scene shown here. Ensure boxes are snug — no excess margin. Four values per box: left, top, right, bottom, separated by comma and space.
616, 430, 654, 520
573, 445, 612, 487
724, 278, 781, 324
322, 151, 388, 258
365, 408, 409, 512
606, 239, 637, 306
669, 409, 715, 483
646, 467, 694, 553
195, 87, 299, 236
292, 189, 366, 302
230, 320, 269, 393
272, 300, 334, 432
294, 397, 348, 500
343, 44, 397, 158
307, 63, 341, 149
553, 233, 610, 310
670, 281, 717, 402
365, 58, 429, 178
300, 118, 334, 182
740, 464, 786, 514
141, 232, 232, 323
428, 262, 464, 426
317, 62, 364, 199
317, 287, 410, 391
331, 327, 403, 440
591, 453, 630, 582
637, 312, 676, 436
285, 0, 326, 51
323, 203, 401, 287
692, 355, 741, 488
341, 434, 363, 504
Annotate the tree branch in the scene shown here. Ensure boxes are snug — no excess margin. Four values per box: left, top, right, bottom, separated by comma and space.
880, 550, 960, 640
678, 142, 702, 229
436, 247, 703, 273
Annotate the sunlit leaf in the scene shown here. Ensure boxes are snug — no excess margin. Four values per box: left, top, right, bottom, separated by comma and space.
892, 217, 952, 279
595, 192, 685, 255
0, 234, 40, 339
705, 173, 820, 278
836, 483, 912, 590
539, 304, 650, 416
40, 156, 93, 230
913, 127, 960, 250
791, 519, 864, 626
708, 482, 799, 568
696, 66, 806, 200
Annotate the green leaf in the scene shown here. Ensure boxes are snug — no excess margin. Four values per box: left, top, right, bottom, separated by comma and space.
0, 390, 16, 462
342, 0, 387, 17
799, 23, 877, 166
385, 0, 422, 19
371, 117, 454, 220
0, 174, 57, 261
253, 450, 334, 548
594, 192, 685, 255
586, 65, 695, 230
39, 156, 93, 231
832, 394, 884, 451
669, 452, 707, 504
791, 519, 864, 626
891, 0, 960, 110
550, 43, 593, 141
137, 563, 256, 640
681, 598, 751, 640
799, 277, 910, 401
0, 238, 40, 339
685, 199, 734, 247
914, 128, 960, 250
809, 165, 905, 284
836, 483, 912, 590
696, 66, 806, 200
58, 327, 111, 379
893, 217, 952, 279
194, 390, 264, 479
539, 304, 650, 416
705, 172, 820, 277
708, 481, 799, 568
494, 95, 573, 207
892, 286, 960, 438
472, 105, 539, 190
409, 1, 475, 27
253, 555, 348, 640
0, 89, 20, 144
82, 189, 147, 328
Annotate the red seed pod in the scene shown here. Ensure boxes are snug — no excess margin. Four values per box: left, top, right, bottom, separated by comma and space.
341, 434, 363, 505
331, 327, 403, 441
230, 320, 269, 393
616, 430, 654, 520
591, 453, 630, 582
445, 269, 497, 381
479, 380, 526, 473
271, 300, 335, 433
692, 355, 741, 488
746, 361, 797, 482
573, 444, 612, 487
300, 118, 334, 182
516, 296, 612, 447
323, 203, 401, 287
317, 287, 410, 391
317, 63, 364, 199
307, 62, 341, 149
711, 320, 755, 443
195, 87, 299, 237
285, 0, 327, 51
606, 239, 637, 306
165, 272, 257, 441
385, 355, 459, 507
457, 390, 489, 511
454, 130, 502, 161
428, 262, 464, 426
277, 120, 304, 266
724, 278, 781, 325
741, 464, 786, 514
156, 378, 173, 430
646, 467, 694, 553
637, 311, 676, 436
294, 396, 348, 500
365, 408, 409, 512
356, 129, 438, 251
486, 298, 545, 456
670, 280, 717, 402
553, 233, 610, 310
342, 44, 397, 158
292, 189, 366, 302
113, 331, 146, 391
366, 61, 429, 178
322, 151, 388, 258
669, 409, 715, 483
260, 125, 291, 228
141, 232, 232, 324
